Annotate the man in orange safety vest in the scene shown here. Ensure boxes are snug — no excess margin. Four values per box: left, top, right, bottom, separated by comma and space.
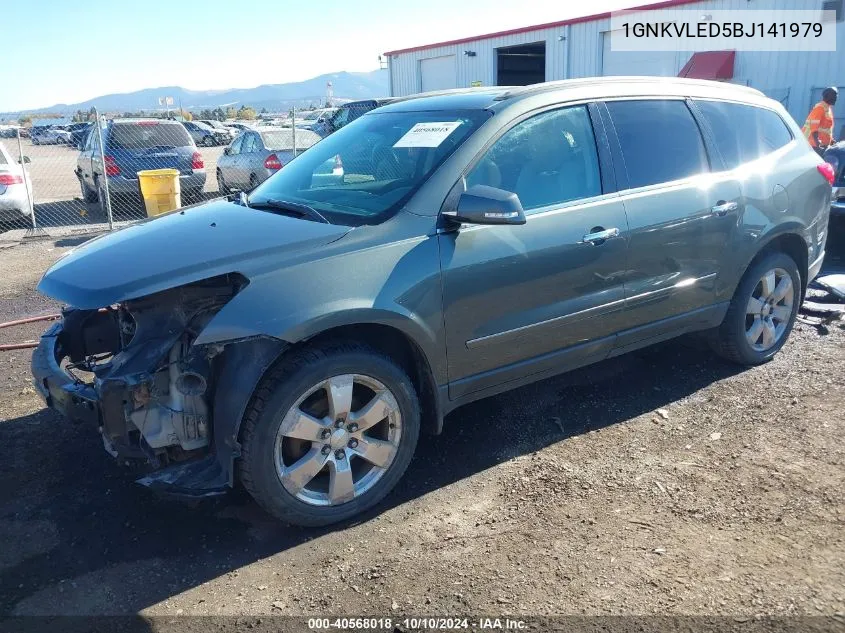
802, 87, 837, 154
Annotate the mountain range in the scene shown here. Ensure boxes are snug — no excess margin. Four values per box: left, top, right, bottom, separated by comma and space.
4, 70, 389, 116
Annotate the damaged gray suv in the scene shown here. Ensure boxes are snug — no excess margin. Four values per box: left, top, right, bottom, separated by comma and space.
32, 78, 831, 526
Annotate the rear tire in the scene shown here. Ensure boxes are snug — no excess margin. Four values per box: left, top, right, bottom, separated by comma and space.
217, 169, 230, 195
79, 174, 97, 203
710, 251, 801, 366
239, 342, 421, 526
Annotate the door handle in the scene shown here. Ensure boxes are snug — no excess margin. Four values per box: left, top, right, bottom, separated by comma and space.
581, 227, 620, 245
711, 200, 738, 217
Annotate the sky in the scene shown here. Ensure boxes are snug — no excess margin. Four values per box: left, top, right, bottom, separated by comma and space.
3, 0, 639, 112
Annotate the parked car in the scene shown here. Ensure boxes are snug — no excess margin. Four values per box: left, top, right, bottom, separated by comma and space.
199, 119, 237, 141
225, 122, 255, 133
310, 99, 396, 137
309, 91, 475, 139
33, 78, 831, 527
294, 108, 338, 131
67, 122, 94, 147
31, 125, 72, 145
216, 127, 321, 193
0, 125, 21, 139
822, 142, 845, 215
182, 120, 227, 146
74, 118, 206, 208
0, 142, 33, 227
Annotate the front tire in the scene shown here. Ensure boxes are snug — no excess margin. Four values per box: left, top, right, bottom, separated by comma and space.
711, 251, 801, 366
239, 342, 421, 526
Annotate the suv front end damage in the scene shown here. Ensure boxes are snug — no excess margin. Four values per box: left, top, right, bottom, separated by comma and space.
31, 274, 251, 496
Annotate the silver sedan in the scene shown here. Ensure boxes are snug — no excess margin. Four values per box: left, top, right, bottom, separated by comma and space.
216, 127, 321, 193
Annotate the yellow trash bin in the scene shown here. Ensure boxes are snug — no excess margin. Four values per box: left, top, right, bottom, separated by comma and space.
137, 169, 181, 217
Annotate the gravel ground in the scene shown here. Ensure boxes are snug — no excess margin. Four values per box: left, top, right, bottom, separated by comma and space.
0, 222, 844, 621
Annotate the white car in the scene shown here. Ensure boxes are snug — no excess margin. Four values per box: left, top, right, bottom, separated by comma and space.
0, 142, 34, 227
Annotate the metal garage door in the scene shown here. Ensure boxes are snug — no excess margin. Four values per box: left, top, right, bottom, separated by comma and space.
601, 31, 678, 77
420, 55, 457, 92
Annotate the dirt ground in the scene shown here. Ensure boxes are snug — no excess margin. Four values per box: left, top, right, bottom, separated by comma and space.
1, 223, 844, 622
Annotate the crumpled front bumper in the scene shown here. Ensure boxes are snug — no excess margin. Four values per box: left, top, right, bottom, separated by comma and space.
31, 321, 101, 427
31, 318, 229, 497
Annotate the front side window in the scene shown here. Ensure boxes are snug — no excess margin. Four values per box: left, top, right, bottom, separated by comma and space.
229, 135, 243, 155
694, 100, 793, 170
606, 100, 709, 189
249, 109, 489, 225
466, 105, 602, 211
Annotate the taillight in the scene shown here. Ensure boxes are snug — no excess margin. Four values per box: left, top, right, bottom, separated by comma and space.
103, 155, 120, 177
0, 173, 23, 185
817, 162, 835, 186
191, 151, 204, 170
264, 153, 282, 170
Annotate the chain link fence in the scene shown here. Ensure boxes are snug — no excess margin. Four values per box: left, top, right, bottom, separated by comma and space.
2, 104, 363, 241
0, 108, 244, 239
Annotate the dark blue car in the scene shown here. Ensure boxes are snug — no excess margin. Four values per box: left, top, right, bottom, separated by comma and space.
75, 118, 206, 207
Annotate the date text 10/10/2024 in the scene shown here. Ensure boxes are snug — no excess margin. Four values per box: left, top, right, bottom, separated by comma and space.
307, 617, 528, 630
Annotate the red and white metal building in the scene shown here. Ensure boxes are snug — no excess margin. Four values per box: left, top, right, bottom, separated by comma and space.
384, 0, 844, 125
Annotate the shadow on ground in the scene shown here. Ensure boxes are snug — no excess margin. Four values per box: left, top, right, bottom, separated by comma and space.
0, 339, 744, 616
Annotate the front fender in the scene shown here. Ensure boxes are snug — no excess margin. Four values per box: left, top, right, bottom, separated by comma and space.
193, 230, 447, 385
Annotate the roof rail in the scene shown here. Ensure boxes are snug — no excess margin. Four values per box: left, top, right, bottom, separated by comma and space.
495, 76, 764, 100
394, 85, 511, 103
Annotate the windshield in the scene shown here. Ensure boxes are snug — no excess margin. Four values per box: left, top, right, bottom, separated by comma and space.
108, 123, 193, 150
249, 109, 489, 225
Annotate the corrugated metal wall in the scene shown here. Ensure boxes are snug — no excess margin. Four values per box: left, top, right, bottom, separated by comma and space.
387, 0, 845, 123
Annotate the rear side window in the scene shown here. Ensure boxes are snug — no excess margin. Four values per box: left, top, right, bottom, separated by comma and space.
694, 100, 793, 170
606, 100, 709, 189
108, 123, 192, 150
261, 130, 320, 150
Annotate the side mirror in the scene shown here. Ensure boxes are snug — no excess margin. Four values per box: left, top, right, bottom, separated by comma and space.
445, 184, 526, 226
19, 156, 31, 164
223, 147, 231, 155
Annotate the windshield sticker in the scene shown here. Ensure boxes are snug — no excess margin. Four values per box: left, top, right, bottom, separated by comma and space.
393, 121, 462, 148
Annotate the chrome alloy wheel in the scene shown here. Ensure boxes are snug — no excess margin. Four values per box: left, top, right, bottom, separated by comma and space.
745, 267, 794, 352
273, 374, 402, 506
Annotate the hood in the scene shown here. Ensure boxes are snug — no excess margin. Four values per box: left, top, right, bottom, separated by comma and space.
38, 199, 352, 309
